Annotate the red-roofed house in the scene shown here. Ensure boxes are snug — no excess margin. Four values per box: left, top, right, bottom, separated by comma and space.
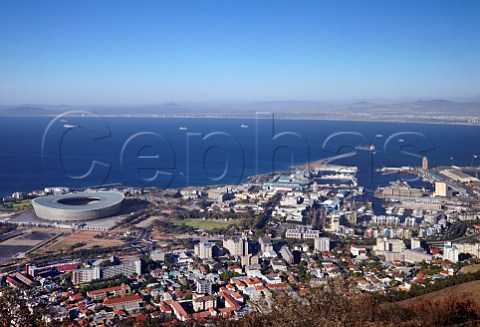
87, 284, 131, 300
150, 311, 161, 319
159, 302, 172, 315
219, 291, 241, 311
244, 278, 256, 287
266, 282, 289, 291
227, 265, 242, 274
165, 300, 190, 322
191, 310, 212, 320
234, 279, 245, 291
174, 290, 192, 300
69, 293, 84, 302
55, 263, 79, 273
193, 295, 217, 312
350, 246, 367, 256
103, 294, 143, 311
6, 276, 22, 289
252, 277, 263, 286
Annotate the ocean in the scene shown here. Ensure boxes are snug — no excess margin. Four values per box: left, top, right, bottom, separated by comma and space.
1, 115, 480, 198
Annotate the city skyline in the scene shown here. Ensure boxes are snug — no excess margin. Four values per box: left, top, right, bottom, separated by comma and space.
1, 1, 480, 105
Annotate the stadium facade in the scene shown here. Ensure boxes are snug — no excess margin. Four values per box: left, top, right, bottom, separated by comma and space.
31, 191, 124, 221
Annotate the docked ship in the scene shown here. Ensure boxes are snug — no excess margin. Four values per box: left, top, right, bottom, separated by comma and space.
319, 173, 355, 180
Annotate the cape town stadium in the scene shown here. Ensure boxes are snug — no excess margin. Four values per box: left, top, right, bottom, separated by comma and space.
31, 192, 124, 221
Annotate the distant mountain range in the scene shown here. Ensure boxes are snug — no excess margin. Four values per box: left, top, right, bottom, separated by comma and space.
2, 99, 480, 124
0, 106, 56, 115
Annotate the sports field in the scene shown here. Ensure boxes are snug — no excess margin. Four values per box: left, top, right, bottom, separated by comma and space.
0, 200, 32, 213
48, 230, 124, 251
175, 219, 239, 230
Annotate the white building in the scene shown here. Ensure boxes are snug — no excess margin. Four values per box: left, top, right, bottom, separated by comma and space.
72, 259, 141, 284
373, 238, 405, 253
280, 245, 294, 264
443, 242, 459, 263
223, 236, 249, 257
285, 227, 320, 239
434, 182, 448, 197
411, 237, 421, 250
453, 242, 480, 258
314, 237, 330, 252
194, 240, 213, 259
196, 278, 212, 294
259, 237, 273, 254
150, 250, 165, 261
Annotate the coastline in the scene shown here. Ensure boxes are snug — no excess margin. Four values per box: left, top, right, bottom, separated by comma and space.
1, 113, 480, 127
1, 114, 478, 198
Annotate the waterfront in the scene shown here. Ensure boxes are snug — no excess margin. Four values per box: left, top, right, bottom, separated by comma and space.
2, 116, 480, 197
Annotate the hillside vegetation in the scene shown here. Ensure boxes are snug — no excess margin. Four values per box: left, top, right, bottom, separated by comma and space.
177, 280, 480, 327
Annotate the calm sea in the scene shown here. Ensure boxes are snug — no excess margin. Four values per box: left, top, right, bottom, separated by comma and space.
1, 115, 480, 199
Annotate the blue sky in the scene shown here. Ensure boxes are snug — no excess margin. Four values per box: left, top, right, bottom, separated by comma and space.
0, 0, 479, 105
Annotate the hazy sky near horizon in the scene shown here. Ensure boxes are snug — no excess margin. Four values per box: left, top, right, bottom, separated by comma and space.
1, 1, 479, 105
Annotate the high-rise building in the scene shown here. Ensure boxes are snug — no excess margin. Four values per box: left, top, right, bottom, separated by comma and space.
373, 238, 405, 254
411, 237, 421, 249
259, 236, 274, 253
404, 248, 433, 263
240, 254, 259, 267
280, 245, 294, 264
194, 240, 213, 259
72, 259, 141, 284
72, 267, 101, 284
346, 211, 357, 226
314, 237, 330, 252
422, 156, 429, 170
208, 188, 233, 203
389, 239, 405, 252
453, 242, 480, 258
443, 242, 459, 263
196, 278, 212, 294
328, 218, 340, 233
223, 237, 249, 257
434, 182, 448, 197
240, 254, 251, 267
285, 227, 321, 239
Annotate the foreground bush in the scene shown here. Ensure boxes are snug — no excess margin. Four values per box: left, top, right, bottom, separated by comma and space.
212, 281, 480, 327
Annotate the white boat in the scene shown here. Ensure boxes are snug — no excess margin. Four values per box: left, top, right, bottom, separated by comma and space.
241, 124, 248, 129
355, 145, 375, 151
375, 134, 383, 138
398, 138, 405, 143
64, 124, 77, 129
179, 127, 188, 131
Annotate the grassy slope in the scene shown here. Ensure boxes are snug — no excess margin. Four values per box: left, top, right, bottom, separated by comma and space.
399, 280, 480, 307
